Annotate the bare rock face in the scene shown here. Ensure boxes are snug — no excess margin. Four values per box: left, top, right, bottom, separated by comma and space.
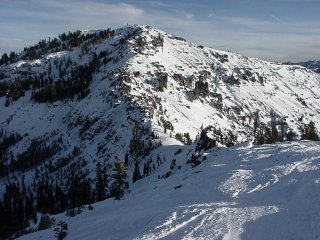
194, 80, 209, 99
196, 126, 216, 152
157, 73, 168, 92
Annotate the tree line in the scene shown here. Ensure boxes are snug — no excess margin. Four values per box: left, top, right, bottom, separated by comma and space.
0, 158, 129, 238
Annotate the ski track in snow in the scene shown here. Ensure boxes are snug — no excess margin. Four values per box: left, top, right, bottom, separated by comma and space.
135, 204, 278, 240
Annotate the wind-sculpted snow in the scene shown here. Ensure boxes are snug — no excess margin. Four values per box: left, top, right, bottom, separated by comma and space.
17, 141, 320, 240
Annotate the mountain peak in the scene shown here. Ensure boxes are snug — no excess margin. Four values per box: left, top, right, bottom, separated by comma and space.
0, 24, 320, 239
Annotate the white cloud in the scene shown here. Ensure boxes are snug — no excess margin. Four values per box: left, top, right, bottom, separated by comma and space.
208, 11, 216, 17
270, 15, 284, 24
147, 1, 171, 8
210, 15, 274, 28
0, 0, 319, 62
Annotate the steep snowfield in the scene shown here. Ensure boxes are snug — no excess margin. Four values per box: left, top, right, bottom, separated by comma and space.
17, 140, 320, 240
0, 25, 319, 170
125, 26, 320, 141
1, 25, 320, 153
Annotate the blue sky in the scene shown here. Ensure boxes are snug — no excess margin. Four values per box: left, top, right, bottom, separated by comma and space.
0, 0, 319, 62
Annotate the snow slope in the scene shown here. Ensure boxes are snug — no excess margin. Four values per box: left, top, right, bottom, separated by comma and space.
17, 140, 320, 240
124, 26, 320, 142
1, 25, 320, 239
0, 25, 319, 170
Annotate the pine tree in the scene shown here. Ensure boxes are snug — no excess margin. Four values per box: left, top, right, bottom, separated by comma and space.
5, 98, 10, 107
132, 161, 141, 183
157, 153, 161, 166
111, 160, 128, 200
253, 111, 260, 135
302, 121, 319, 141
95, 162, 106, 201
270, 123, 278, 143
124, 153, 129, 166
25, 193, 35, 221
286, 129, 296, 141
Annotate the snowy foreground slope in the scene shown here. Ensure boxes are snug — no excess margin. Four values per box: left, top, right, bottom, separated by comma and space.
17, 140, 320, 240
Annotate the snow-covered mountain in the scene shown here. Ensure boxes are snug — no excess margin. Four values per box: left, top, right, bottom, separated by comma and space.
1, 24, 320, 239
286, 60, 320, 74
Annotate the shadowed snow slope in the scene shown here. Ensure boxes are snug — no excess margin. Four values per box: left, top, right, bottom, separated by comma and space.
17, 141, 320, 240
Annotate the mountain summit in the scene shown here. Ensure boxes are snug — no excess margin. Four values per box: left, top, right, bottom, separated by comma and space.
0, 25, 320, 239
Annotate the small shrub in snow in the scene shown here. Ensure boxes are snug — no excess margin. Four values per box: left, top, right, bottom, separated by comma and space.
54, 221, 68, 240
